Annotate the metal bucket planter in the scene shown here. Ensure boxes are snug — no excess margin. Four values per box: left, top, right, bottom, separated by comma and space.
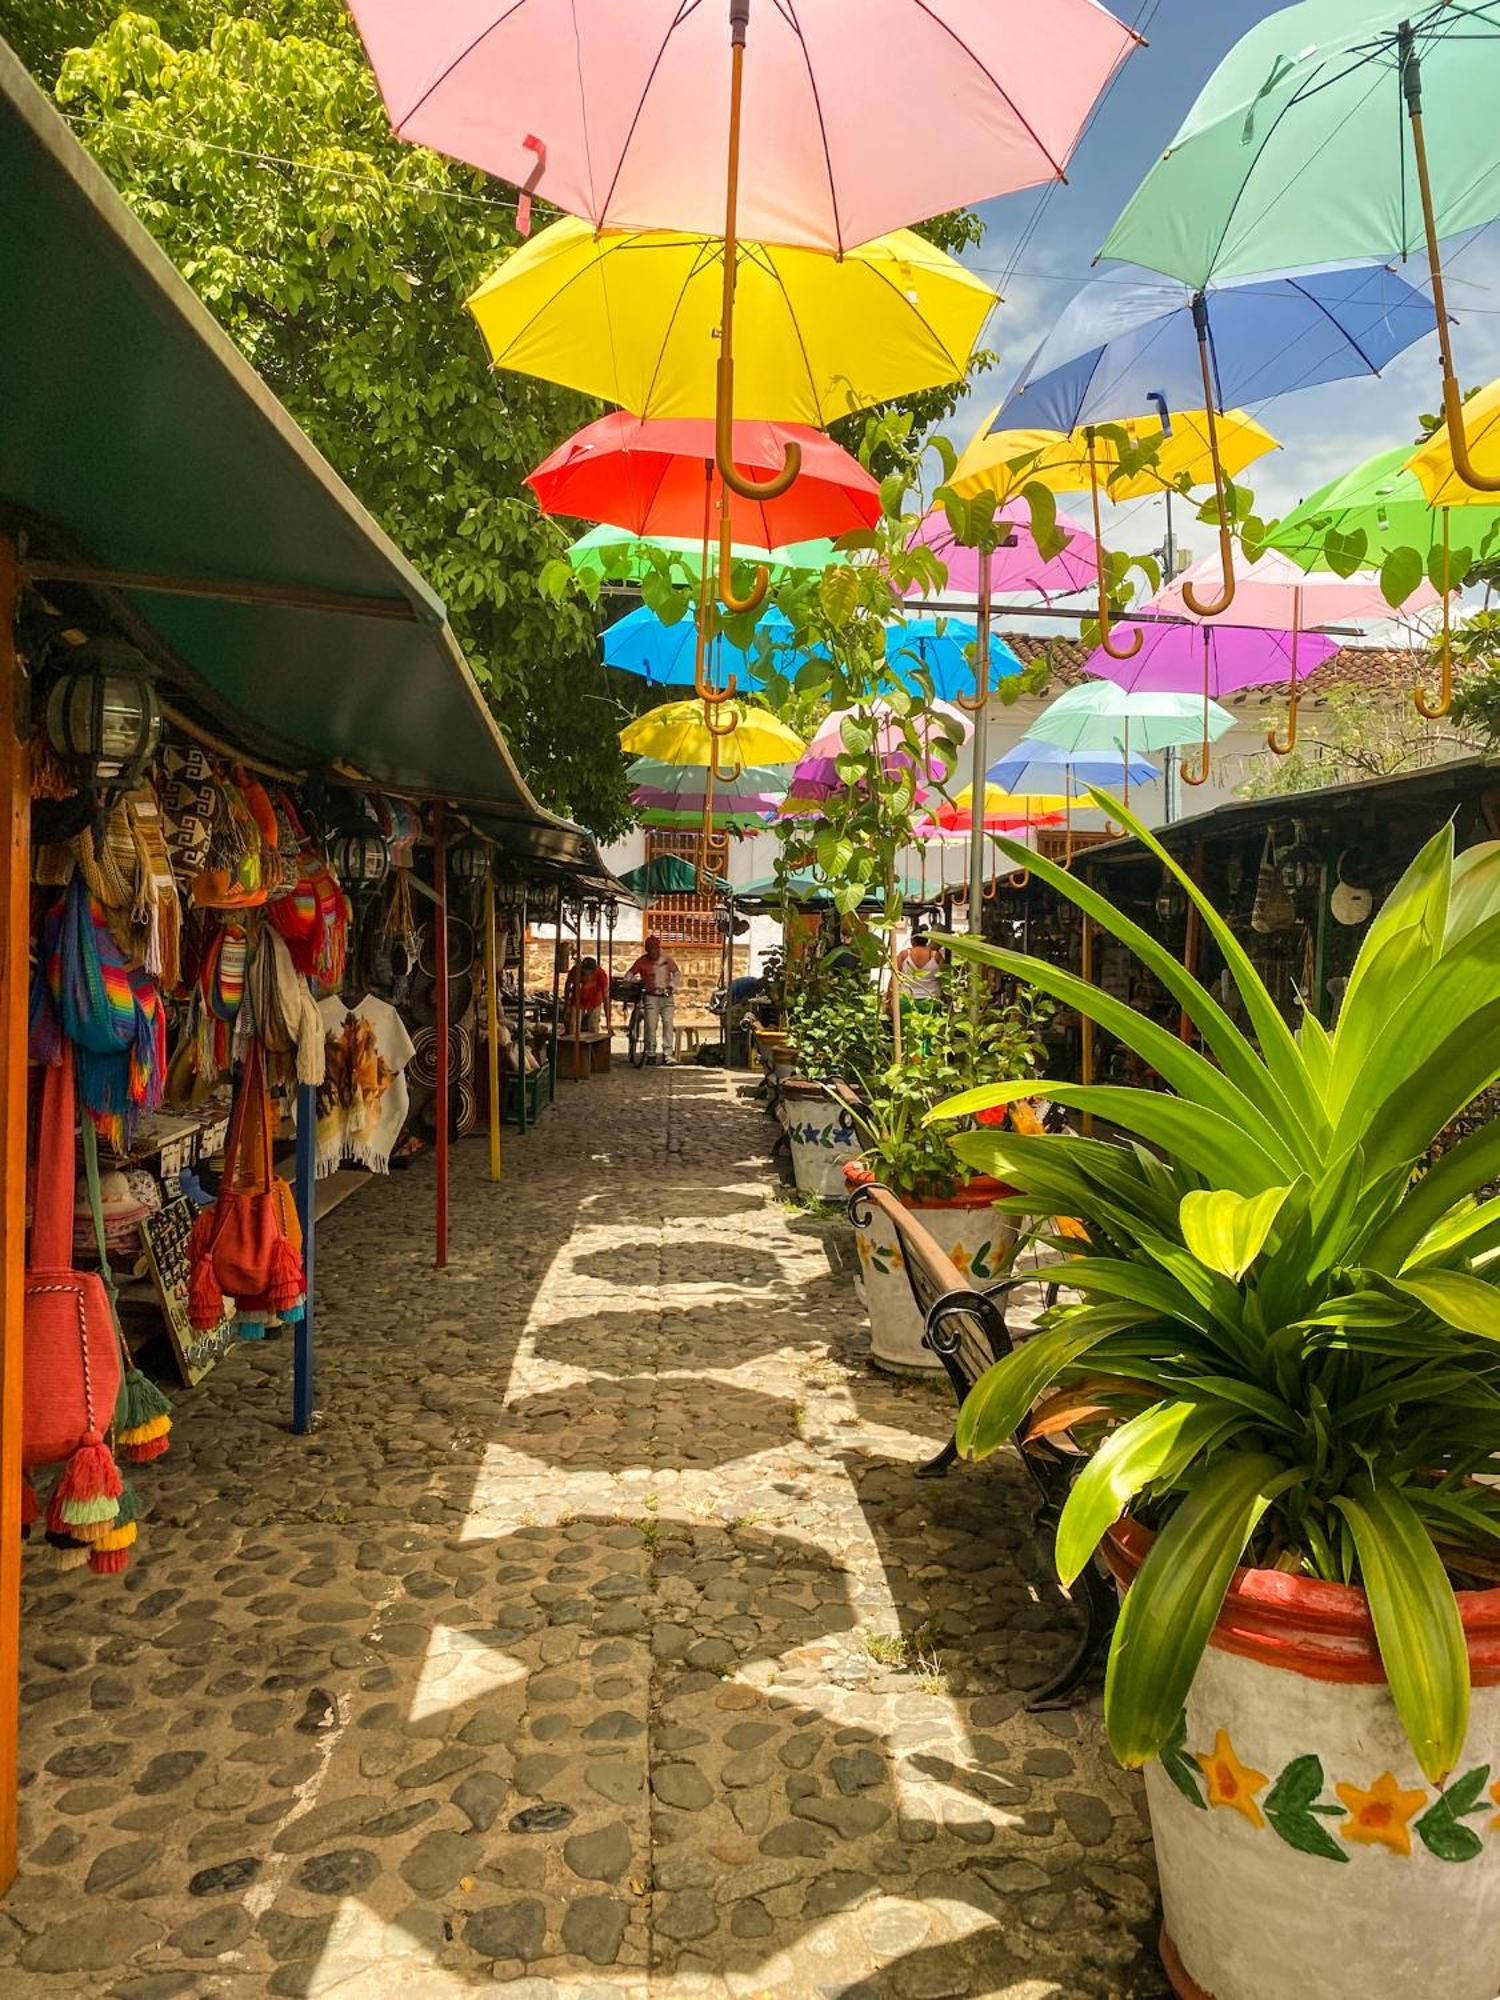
856, 1178, 1014, 1374
1107, 1521, 1500, 2000
782, 1082, 859, 1201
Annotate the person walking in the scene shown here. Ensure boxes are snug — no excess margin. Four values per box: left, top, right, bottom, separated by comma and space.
625, 935, 680, 1064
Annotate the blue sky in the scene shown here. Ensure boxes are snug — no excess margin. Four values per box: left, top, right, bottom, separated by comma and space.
950, 0, 1500, 574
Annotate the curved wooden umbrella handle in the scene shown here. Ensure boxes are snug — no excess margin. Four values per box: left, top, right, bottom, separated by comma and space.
1086, 429, 1142, 661
1414, 510, 1453, 719
1180, 298, 1237, 617
716, 506, 770, 617
1268, 592, 1300, 753
956, 624, 992, 713
716, 370, 802, 501
693, 579, 740, 704
1180, 739, 1212, 787
1007, 867, 1031, 889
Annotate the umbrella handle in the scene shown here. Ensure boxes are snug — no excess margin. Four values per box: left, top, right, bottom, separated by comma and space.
1007, 867, 1031, 889
1179, 299, 1237, 617
1268, 595, 1300, 753
716, 506, 771, 617
1414, 513, 1453, 718
1181, 739, 1211, 787
1086, 429, 1142, 660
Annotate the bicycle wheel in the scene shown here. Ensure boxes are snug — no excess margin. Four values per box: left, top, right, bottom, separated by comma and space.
628, 1006, 648, 1068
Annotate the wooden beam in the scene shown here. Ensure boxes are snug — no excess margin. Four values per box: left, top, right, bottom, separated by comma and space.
22, 560, 418, 624
0, 538, 29, 1894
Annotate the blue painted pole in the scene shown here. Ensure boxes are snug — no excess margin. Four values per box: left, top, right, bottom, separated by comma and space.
292, 1080, 316, 1435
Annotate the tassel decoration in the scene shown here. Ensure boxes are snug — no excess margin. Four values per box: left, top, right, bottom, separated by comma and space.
89, 1481, 138, 1575
267, 1235, 306, 1314
46, 1531, 90, 1571
20, 1474, 39, 1534
115, 1368, 172, 1462
48, 1427, 122, 1542
119, 1412, 171, 1463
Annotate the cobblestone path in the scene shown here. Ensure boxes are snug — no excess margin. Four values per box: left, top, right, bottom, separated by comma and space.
5, 1067, 1166, 1998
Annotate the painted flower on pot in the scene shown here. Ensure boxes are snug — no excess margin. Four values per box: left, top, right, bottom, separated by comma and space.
1335, 1772, 1429, 1857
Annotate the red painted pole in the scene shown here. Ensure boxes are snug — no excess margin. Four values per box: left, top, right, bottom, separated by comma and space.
433, 803, 449, 1270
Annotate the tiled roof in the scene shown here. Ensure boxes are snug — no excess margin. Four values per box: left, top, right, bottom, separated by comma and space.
1006, 636, 1445, 709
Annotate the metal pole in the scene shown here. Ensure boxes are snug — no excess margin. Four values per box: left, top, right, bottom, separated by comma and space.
966, 546, 993, 941
606, 900, 616, 1043
571, 901, 584, 1080
485, 875, 502, 1181
548, 885, 564, 1095
292, 1083, 317, 1433
0, 540, 28, 1894
433, 804, 449, 1271
517, 887, 530, 1134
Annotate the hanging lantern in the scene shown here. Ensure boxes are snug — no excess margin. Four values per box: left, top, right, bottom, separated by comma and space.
449, 836, 492, 884
328, 826, 391, 890
44, 635, 160, 792
1155, 879, 1187, 924
493, 874, 525, 913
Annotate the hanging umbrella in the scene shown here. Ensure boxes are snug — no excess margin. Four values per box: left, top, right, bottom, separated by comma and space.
1097, 0, 1500, 605
1153, 548, 1435, 758
907, 504, 1101, 603
916, 783, 1067, 833
569, 525, 835, 586
636, 806, 770, 832
604, 604, 812, 689
986, 741, 1159, 864
530, 412, 880, 633
1269, 445, 1500, 718
790, 701, 971, 801
352, 0, 1139, 617
1030, 681, 1234, 809
884, 618, 1025, 708
626, 756, 791, 798
619, 855, 702, 899
468, 219, 995, 424
619, 698, 805, 771
736, 868, 930, 906
950, 409, 1279, 657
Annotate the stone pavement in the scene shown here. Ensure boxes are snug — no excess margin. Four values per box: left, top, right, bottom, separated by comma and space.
4, 1066, 1167, 1998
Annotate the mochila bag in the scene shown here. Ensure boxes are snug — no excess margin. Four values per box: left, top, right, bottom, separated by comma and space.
24, 1043, 125, 1549
187, 1038, 306, 1337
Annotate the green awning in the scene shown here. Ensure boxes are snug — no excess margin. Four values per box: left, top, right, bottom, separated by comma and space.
619, 855, 702, 899
0, 35, 618, 886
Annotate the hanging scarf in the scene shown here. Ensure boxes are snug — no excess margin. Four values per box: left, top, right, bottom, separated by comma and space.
30, 877, 166, 1149
193, 922, 249, 1079
270, 863, 348, 992
247, 927, 325, 1087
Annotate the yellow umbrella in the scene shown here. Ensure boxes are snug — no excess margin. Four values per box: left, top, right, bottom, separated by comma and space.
1407, 379, 1500, 508
947, 783, 1070, 817
619, 699, 805, 772
950, 408, 1279, 658
468, 218, 996, 428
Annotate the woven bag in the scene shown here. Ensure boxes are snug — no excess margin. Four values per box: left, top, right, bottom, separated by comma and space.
186, 1040, 306, 1333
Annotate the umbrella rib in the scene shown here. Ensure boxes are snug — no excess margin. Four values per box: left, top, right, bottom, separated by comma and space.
391, 0, 536, 129
778, 0, 845, 252
595, 0, 700, 227
639, 239, 721, 418
1284, 276, 1381, 379
906, 0, 1073, 184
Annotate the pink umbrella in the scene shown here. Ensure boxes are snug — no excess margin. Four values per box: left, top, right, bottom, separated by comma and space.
906, 505, 1101, 600
1085, 621, 1340, 789
1152, 547, 1436, 759
791, 701, 971, 800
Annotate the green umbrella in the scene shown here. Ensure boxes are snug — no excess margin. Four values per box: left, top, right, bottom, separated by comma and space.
1030, 682, 1235, 757
1267, 445, 1500, 717
568, 525, 836, 586
1099, 2, 1500, 608
636, 807, 768, 831
619, 855, 702, 899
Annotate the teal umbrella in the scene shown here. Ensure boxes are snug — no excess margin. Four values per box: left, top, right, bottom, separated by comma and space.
619, 855, 701, 899
1029, 682, 1234, 757
1098, 1, 1500, 604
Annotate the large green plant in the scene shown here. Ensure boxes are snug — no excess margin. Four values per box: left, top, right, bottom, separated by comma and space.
930, 798, 1500, 1784
785, 970, 887, 1087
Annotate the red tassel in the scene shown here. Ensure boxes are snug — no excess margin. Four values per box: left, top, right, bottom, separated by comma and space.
267, 1235, 306, 1313
51, 1429, 123, 1512
89, 1544, 131, 1574
187, 1253, 224, 1332
20, 1475, 39, 1530
120, 1434, 170, 1464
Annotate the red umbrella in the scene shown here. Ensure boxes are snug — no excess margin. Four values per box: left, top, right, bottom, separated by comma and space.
528, 413, 880, 549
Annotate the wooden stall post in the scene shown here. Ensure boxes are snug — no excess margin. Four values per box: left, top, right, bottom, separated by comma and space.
1179, 840, 1204, 1045
571, 899, 584, 1082
486, 873, 502, 1181
292, 1084, 317, 1435
0, 539, 28, 1895
606, 899, 616, 1039
517, 887, 531, 1135
1312, 856, 1332, 1025
548, 886, 564, 1094
433, 803, 449, 1271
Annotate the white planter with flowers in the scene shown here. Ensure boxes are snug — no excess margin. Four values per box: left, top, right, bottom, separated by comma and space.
783, 1082, 861, 1201
854, 1176, 1015, 1373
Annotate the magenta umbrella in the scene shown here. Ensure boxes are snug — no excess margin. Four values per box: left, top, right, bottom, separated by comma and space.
790, 701, 971, 800
1085, 622, 1340, 790
906, 505, 1101, 601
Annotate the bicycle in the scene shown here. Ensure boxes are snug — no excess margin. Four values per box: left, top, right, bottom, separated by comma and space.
622, 981, 649, 1068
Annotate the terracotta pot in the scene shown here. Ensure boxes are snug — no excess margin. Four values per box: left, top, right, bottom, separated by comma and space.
1105, 1521, 1500, 2000
781, 1084, 860, 1201
854, 1176, 1015, 1374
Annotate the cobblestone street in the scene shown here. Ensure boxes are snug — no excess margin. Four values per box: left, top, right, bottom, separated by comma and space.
4, 1067, 1166, 1999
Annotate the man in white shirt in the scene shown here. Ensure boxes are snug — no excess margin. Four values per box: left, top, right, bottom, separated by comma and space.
626, 935, 681, 1065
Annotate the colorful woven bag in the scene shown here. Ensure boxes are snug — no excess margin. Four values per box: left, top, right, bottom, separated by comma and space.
24, 1045, 125, 1548
186, 1039, 306, 1337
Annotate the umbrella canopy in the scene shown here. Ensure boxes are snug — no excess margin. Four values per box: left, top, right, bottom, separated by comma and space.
1154, 546, 1438, 624
916, 782, 1066, 834
1085, 620, 1339, 698
619, 854, 701, 899
530, 412, 880, 546
347, 0, 1140, 255
569, 525, 835, 586
884, 618, 1024, 703
737, 868, 930, 905
626, 756, 792, 798
987, 740, 1159, 795
950, 410, 1278, 504
1409, 376, 1500, 507
1266, 447, 1499, 572
1030, 681, 1235, 755
619, 698, 806, 769
636, 806, 769, 832
603, 604, 812, 689
632, 787, 779, 814
1098, 2, 1500, 288
791, 701, 971, 800
907, 504, 1100, 599
996, 264, 1436, 433
469, 219, 996, 424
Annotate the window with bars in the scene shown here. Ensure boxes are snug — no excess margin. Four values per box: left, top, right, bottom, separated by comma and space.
643, 829, 720, 944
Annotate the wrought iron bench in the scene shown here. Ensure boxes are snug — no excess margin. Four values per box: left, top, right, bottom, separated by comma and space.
847, 1179, 1115, 1707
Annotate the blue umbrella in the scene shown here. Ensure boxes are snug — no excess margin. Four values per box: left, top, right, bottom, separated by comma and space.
885, 617, 1024, 705
987, 738, 1159, 862
994, 263, 1436, 434
603, 605, 807, 688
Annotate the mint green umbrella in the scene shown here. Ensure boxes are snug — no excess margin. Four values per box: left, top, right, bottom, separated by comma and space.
1030, 683, 1234, 756
568, 525, 836, 586
1099, 1, 1500, 590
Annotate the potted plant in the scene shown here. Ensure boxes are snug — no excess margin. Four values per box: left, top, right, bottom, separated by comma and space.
848, 965, 1046, 1372
779, 963, 887, 1199
930, 798, 1500, 2000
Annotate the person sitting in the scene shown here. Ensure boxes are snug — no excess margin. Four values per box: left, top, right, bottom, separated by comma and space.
564, 954, 610, 1033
